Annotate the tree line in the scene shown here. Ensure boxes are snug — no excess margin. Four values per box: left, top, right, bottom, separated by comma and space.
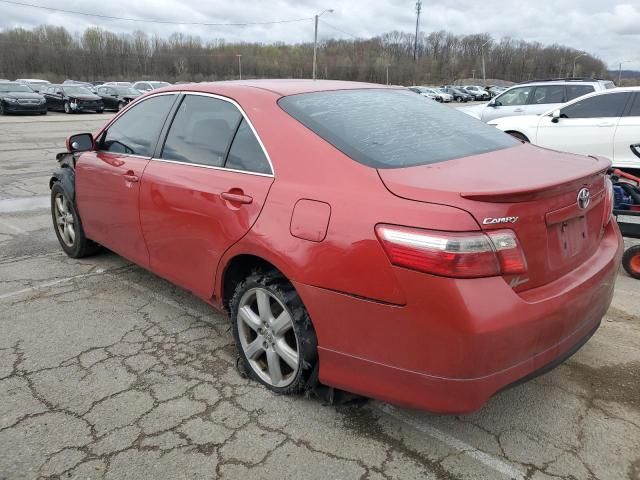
0, 25, 609, 85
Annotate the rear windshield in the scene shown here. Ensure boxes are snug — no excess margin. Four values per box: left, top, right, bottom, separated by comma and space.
278, 89, 517, 169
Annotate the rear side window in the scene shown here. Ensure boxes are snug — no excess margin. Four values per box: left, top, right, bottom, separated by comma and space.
561, 92, 631, 119
279, 89, 517, 169
627, 94, 640, 117
566, 85, 594, 101
100, 95, 176, 156
530, 85, 565, 104
161, 95, 242, 167
226, 119, 271, 174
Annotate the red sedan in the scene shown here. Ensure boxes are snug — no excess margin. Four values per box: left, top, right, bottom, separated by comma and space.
50, 80, 623, 414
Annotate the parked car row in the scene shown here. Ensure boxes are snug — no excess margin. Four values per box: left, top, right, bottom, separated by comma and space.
0, 78, 172, 115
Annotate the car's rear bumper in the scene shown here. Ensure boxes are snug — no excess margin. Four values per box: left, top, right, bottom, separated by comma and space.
295, 220, 622, 414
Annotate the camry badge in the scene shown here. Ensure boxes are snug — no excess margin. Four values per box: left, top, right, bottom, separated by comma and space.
577, 188, 590, 210
482, 216, 519, 225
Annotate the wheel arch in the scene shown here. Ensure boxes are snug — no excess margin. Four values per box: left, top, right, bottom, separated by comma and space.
504, 130, 531, 143
219, 253, 294, 312
49, 164, 76, 201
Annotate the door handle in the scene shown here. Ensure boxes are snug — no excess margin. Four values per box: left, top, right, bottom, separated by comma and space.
123, 171, 139, 183
513, 108, 524, 112
597, 122, 614, 127
221, 191, 253, 204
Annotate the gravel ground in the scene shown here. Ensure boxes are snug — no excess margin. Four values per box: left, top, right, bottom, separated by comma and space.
0, 111, 638, 480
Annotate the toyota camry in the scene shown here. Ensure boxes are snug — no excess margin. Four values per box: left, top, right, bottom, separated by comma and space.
49, 80, 623, 413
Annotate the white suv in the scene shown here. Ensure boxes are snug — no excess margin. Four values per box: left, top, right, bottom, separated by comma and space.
460, 78, 615, 122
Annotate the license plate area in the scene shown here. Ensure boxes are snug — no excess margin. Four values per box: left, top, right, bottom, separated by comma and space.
548, 216, 589, 264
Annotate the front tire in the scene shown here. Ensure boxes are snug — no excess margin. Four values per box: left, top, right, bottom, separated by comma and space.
64, 101, 72, 114
231, 270, 318, 395
51, 182, 100, 258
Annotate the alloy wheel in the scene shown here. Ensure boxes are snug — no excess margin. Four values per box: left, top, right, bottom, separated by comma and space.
236, 287, 299, 388
53, 192, 75, 247
64, 102, 70, 113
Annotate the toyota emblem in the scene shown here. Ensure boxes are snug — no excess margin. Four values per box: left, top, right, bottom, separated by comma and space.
577, 188, 590, 210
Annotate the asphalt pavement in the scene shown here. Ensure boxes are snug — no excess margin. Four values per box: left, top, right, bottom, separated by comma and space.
0, 111, 638, 480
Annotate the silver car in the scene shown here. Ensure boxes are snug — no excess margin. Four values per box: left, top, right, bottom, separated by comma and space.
460, 78, 616, 122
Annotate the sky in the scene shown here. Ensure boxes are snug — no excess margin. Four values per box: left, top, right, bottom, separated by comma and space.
1, 0, 639, 70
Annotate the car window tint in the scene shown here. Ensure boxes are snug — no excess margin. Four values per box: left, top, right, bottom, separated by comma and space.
627, 94, 640, 117
100, 94, 175, 156
279, 89, 517, 169
561, 92, 631, 119
565, 85, 594, 101
531, 85, 565, 104
495, 86, 533, 106
226, 119, 271, 174
161, 95, 242, 167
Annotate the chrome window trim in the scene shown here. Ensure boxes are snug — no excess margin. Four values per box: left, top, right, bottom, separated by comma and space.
149, 90, 275, 177
150, 157, 274, 178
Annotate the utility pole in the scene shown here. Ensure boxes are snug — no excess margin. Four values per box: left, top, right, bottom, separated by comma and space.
472, 69, 476, 80
385, 64, 391, 85
313, 9, 334, 80
413, 0, 421, 62
236, 54, 242, 80
618, 60, 632, 85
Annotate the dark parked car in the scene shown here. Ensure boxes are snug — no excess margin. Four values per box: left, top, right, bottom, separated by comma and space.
0, 82, 47, 115
44, 85, 104, 114
441, 87, 473, 102
96, 85, 141, 111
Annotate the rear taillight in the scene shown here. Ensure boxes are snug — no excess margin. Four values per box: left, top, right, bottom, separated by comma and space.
375, 225, 527, 278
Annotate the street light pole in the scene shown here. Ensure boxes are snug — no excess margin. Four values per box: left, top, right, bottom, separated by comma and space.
618, 60, 632, 85
236, 54, 242, 80
385, 64, 391, 85
481, 40, 490, 86
313, 9, 334, 80
572, 52, 587, 78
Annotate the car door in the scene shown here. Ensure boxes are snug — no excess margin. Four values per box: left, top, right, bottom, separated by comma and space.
535, 91, 631, 158
47, 87, 63, 110
76, 93, 178, 267
481, 86, 535, 121
612, 92, 640, 168
139, 93, 274, 299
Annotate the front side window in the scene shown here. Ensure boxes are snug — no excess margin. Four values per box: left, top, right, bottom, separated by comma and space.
161, 95, 242, 167
279, 89, 517, 169
495, 86, 533, 106
226, 119, 271, 174
100, 94, 176, 156
560, 92, 631, 119
565, 85, 594, 101
531, 85, 565, 105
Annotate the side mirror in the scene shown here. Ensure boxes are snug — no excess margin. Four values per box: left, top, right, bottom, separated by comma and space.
551, 109, 561, 123
67, 133, 94, 153
488, 99, 497, 107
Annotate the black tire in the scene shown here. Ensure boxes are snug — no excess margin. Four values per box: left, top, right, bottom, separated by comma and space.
97, 108, 104, 114
40, 111, 47, 115
456, 96, 463, 103
230, 270, 318, 395
51, 182, 100, 258
622, 245, 640, 280
117, 101, 125, 111
0, 103, 6, 115
507, 131, 530, 143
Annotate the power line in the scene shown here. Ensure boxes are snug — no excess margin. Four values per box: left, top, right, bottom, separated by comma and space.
0, 0, 313, 26
318, 20, 358, 39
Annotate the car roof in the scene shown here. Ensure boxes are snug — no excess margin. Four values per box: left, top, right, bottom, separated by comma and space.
156, 79, 393, 97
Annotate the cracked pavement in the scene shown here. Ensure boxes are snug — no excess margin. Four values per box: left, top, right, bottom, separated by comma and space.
0, 112, 639, 480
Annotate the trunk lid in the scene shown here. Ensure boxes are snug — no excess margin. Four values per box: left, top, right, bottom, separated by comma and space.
377, 144, 611, 291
